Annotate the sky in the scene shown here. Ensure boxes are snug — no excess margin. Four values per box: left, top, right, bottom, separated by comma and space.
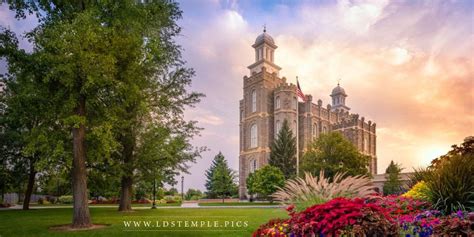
1, 0, 473, 192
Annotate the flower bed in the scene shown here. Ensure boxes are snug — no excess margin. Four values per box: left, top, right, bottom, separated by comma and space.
254, 196, 473, 237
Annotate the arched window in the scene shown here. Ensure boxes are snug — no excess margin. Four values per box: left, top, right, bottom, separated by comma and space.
313, 123, 318, 138
323, 126, 327, 133
250, 124, 258, 148
293, 97, 297, 109
250, 159, 257, 173
251, 89, 257, 112
275, 96, 280, 109
275, 120, 281, 138
364, 137, 368, 152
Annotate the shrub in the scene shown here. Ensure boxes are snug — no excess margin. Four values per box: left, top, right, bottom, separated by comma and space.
58, 195, 73, 204
252, 218, 289, 237
434, 211, 474, 236
254, 197, 398, 236
402, 181, 431, 201
272, 171, 375, 211
424, 154, 474, 214
164, 195, 182, 203
369, 195, 432, 216
37, 198, 50, 205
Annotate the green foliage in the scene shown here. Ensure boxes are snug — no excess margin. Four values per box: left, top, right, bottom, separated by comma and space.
419, 137, 474, 214
165, 188, 179, 196
246, 165, 285, 201
301, 132, 370, 179
269, 120, 296, 179
272, 171, 375, 212
185, 189, 203, 200
2, 0, 204, 216
58, 195, 73, 204
205, 152, 238, 199
383, 160, 403, 195
402, 181, 431, 202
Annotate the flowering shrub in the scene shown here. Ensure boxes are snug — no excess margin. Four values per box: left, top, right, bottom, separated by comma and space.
397, 210, 441, 236
433, 211, 474, 236
403, 181, 431, 202
253, 218, 289, 237
368, 195, 431, 216
254, 196, 473, 237
254, 197, 398, 236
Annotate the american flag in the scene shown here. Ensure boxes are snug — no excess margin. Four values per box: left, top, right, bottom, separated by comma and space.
296, 79, 306, 102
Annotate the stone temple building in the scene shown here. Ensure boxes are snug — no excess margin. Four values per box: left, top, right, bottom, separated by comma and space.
238, 30, 377, 199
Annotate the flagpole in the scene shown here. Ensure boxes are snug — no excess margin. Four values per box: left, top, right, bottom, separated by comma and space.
296, 77, 299, 177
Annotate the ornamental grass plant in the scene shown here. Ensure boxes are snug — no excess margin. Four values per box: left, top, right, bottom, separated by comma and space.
271, 171, 375, 211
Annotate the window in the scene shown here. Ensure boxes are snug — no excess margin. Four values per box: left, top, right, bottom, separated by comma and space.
364, 137, 368, 152
240, 110, 243, 121
250, 159, 257, 173
275, 96, 280, 109
293, 97, 297, 109
251, 90, 257, 112
313, 123, 318, 138
323, 126, 327, 133
250, 124, 258, 148
275, 120, 281, 138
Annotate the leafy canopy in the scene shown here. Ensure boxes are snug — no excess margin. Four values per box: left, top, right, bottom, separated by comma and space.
301, 132, 370, 179
246, 165, 285, 201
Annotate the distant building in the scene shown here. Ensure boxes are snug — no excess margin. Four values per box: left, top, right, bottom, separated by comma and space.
238, 30, 377, 199
372, 173, 414, 193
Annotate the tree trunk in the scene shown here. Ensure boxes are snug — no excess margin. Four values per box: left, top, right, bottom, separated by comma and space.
118, 176, 133, 211
71, 94, 92, 228
22, 159, 36, 210
118, 130, 135, 212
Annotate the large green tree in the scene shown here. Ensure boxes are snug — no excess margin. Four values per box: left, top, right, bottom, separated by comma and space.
3, 0, 203, 225
0, 28, 68, 210
301, 132, 370, 179
204, 152, 237, 201
246, 165, 285, 202
269, 119, 296, 179
383, 160, 403, 195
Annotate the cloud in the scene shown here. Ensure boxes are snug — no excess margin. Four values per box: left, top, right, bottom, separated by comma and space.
1, 1, 472, 191
174, 0, 474, 190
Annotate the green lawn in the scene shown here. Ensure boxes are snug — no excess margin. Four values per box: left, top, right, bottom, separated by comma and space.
198, 202, 281, 206
29, 203, 181, 207
0, 207, 287, 236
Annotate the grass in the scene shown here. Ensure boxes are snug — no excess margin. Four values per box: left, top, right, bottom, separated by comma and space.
29, 203, 181, 207
0, 207, 287, 236
198, 202, 281, 206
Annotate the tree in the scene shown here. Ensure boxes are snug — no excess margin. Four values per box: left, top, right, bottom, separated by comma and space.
269, 119, 296, 179
0, 28, 68, 210
185, 189, 203, 200
4, 1, 125, 227
4, 0, 203, 224
383, 160, 403, 195
301, 132, 370, 180
245, 165, 285, 202
205, 152, 238, 201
